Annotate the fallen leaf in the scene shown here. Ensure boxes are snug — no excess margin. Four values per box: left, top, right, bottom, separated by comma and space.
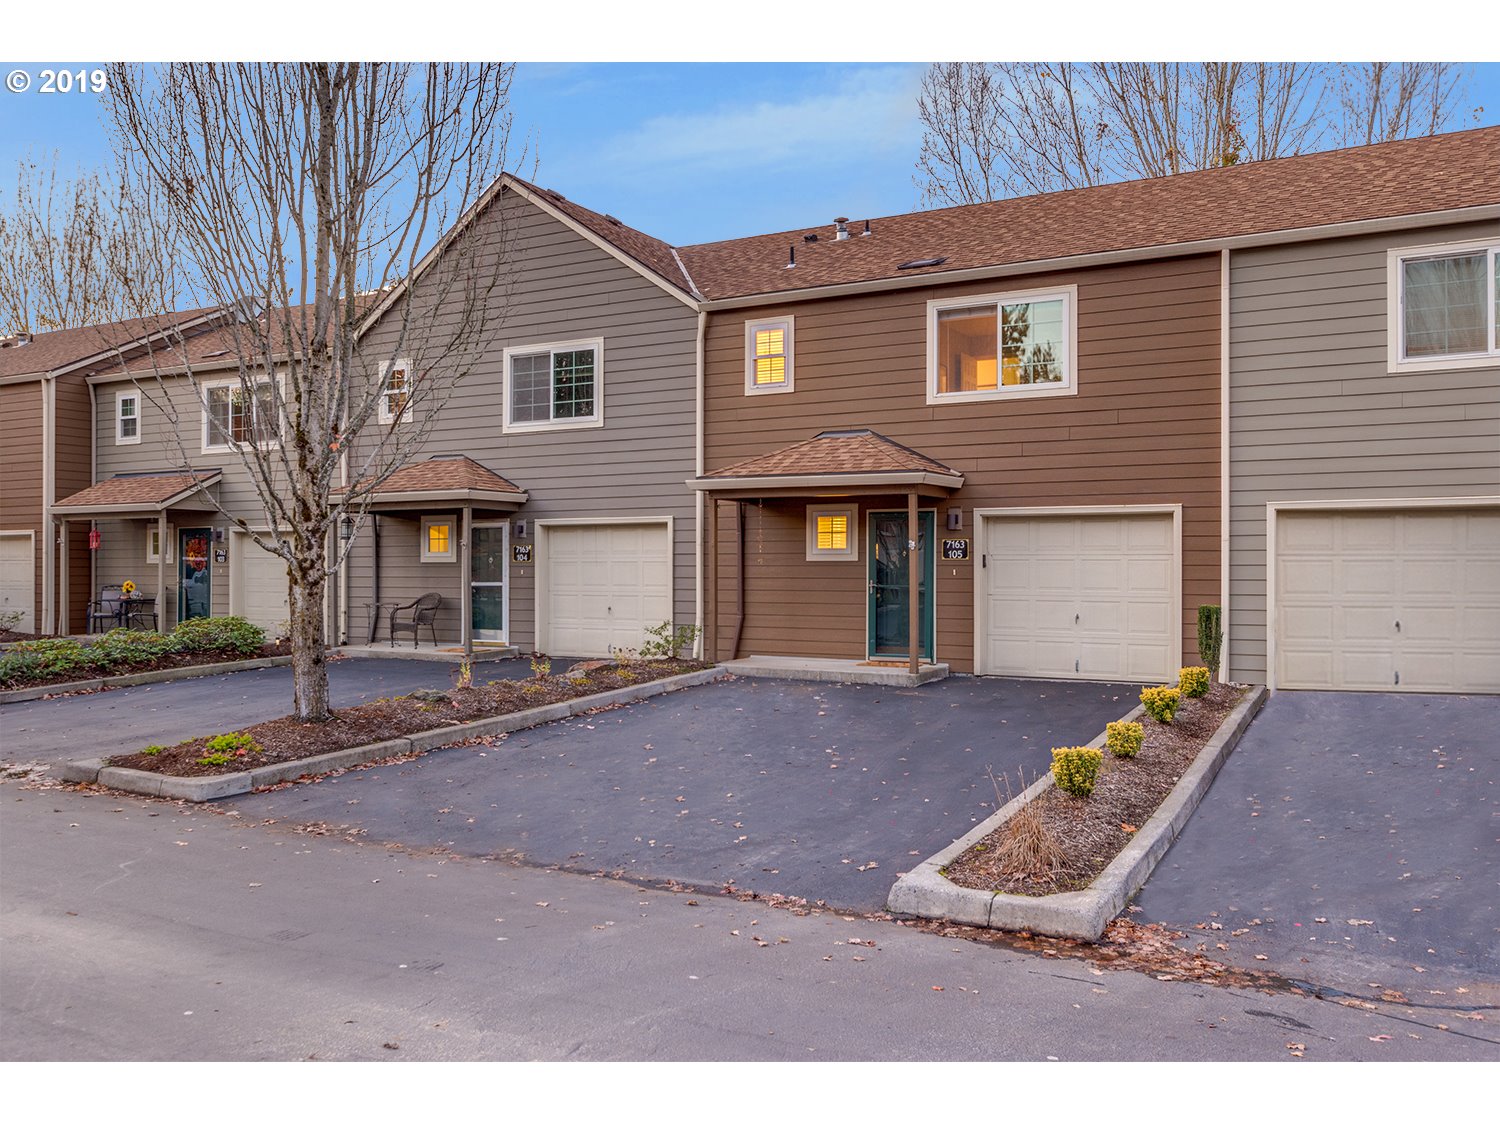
1347, 919, 1374, 926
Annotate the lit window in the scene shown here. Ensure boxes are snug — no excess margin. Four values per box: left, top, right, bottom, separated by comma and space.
745, 318, 794, 394
204, 380, 279, 449
116, 392, 140, 444
503, 339, 604, 432
379, 360, 412, 424
421, 516, 455, 562
806, 506, 857, 561
928, 288, 1076, 402
1390, 239, 1500, 371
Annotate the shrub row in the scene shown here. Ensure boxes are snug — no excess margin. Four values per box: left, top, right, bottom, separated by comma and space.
0, 616, 266, 689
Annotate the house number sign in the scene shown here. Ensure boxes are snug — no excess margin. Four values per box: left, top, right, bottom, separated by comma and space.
941, 538, 970, 561
512, 544, 533, 564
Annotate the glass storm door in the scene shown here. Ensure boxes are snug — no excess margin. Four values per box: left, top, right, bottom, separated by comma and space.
867, 510, 935, 660
470, 522, 508, 642
178, 527, 213, 622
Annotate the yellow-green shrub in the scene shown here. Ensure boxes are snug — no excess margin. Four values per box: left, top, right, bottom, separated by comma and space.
1178, 666, 1211, 698
1106, 720, 1144, 759
1140, 685, 1182, 723
1051, 746, 1103, 798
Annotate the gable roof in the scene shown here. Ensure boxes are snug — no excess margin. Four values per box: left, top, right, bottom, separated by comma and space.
677, 126, 1500, 301
0, 308, 219, 381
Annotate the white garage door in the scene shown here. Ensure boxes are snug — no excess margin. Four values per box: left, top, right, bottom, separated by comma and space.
981, 513, 1176, 682
542, 522, 671, 657
236, 536, 289, 634
1275, 508, 1500, 693
0, 533, 35, 634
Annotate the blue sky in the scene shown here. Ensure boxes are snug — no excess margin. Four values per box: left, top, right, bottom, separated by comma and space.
2, 60, 1496, 248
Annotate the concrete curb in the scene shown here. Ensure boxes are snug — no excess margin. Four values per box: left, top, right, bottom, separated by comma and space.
0, 655, 295, 705
887, 684, 1269, 940
69, 666, 728, 803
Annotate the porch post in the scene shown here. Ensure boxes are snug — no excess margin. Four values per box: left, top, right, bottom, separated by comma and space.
57, 519, 68, 635
461, 505, 473, 659
706, 497, 718, 662
907, 489, 919, 677
156, 512, 167, 632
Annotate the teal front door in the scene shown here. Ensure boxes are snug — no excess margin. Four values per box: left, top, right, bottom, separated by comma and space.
867, 510, 935, 661
470, 522, 508, 642
178, 527, 212, 622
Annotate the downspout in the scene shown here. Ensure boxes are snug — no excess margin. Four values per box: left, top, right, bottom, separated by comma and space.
731, 500, 746, 660
370, 514, 381, 644
693, 308, 706, 659
1219, 248, 1231, 683
41, 376, 55, 634
88, 379, 97, 635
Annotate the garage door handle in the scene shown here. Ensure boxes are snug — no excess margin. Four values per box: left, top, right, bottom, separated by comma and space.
1394, 620, 1400, 632
1075, 613, 1080, 624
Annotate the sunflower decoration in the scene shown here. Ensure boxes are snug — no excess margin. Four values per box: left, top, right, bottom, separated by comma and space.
121, 580, 137, 598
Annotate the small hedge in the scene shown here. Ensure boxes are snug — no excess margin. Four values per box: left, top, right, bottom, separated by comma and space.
0, 616, 267, 689
1178, 665, 1211, 698
1140, 685, 1182, 724
1051, 746, 1104, 798
1106, 720, 1145, 759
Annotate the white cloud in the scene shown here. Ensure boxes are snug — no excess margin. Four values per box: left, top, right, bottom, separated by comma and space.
598, 65, 924, 176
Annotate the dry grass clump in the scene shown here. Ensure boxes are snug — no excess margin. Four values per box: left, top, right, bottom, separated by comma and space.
996, 800, 1064, 877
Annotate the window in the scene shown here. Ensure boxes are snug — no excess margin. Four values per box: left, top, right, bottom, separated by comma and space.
926, 287, 1077, 403
502, 338, 604, 433
421, 516, 456, 562
806, 506, 857, 561
378, 359, 413, 424
116, 391, 140, 445
203, 379, 280, 450
146, 524, 174, 564
745, 318, 794, 394
1389, 239, 1500, 372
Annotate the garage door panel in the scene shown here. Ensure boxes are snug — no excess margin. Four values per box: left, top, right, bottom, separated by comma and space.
982, 513, 1175, 682
238, 538, 289, 633
0, 535, 35, 634
1275, 508, 1500, 693
543, 522, 672, 657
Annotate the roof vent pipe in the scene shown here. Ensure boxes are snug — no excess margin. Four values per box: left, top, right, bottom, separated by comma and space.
861, 219, 871, 237
834, 217, 850, 241
786, 244, 796, 269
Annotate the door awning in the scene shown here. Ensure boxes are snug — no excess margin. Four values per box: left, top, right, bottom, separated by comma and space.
689, 429, 964, 499
338, 454, 528, 511
51, 469, 222, 518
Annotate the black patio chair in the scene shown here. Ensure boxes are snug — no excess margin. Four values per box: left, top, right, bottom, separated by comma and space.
123, 596, 159, 632
389, 593, 442, 648
87, 585, 125, 634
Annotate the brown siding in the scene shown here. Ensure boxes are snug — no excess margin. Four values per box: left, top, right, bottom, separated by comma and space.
0, 381, 44, 630
54, 376, 94, 632
703, 255, 1223, 674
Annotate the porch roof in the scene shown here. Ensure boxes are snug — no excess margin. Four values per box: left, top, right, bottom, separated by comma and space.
690, 429, 964, 498
51, 469, 222, 517
341, 454, 528, 510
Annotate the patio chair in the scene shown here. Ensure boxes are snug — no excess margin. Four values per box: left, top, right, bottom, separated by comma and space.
389, 593, 442, 648
123, 596, 159, 632
87, 585, 125, 634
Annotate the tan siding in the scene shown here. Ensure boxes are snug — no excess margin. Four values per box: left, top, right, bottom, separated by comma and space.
704, 254, 1223, 673
1227, 219, 1500, 683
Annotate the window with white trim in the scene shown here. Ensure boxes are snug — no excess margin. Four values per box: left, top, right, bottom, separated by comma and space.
927, 286, 1076, 402
146, 524, 174, 564
203, 379, 280, 450
421, 516, 456, 562
1390, 239, 1500, 372
378, 359, 413, 424
116, 391, 141, 444
745, 318, 794, 394
806, 506, 857, 561
502, 338, 603, 432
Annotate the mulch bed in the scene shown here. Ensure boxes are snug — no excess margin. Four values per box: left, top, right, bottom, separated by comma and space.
943, 681, 1247, 897
1, 641, 292, 692
108, 659, 710, 777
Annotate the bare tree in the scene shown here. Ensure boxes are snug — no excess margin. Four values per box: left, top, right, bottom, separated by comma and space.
105, 62, 514, 722
0, 155, 176, 335
916, 61, 1470, 206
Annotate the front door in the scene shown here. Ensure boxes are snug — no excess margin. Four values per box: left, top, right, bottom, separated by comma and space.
178, 527, 213, 622
867, 510, 935, 661
470, 521, 508, 643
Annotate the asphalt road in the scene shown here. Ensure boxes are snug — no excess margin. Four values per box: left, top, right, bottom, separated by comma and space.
5, 775, 1494, 1064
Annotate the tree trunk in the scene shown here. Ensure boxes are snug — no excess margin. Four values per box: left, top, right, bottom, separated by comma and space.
289, 536, 330, 723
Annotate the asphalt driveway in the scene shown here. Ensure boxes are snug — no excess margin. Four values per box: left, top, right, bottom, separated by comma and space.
0, 655, 577, 766
227, 675, 1138, 913
1134, 690, 1500, 1000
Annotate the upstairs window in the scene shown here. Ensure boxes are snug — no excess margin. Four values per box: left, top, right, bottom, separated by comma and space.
1390, 239, 1500, 372
203, 379, 279, 450
116, 391, 140, 445
927, 287, 1076, 403
503, 339, 604, 433
379, 359, 413, 424
745, 317, 794, 394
